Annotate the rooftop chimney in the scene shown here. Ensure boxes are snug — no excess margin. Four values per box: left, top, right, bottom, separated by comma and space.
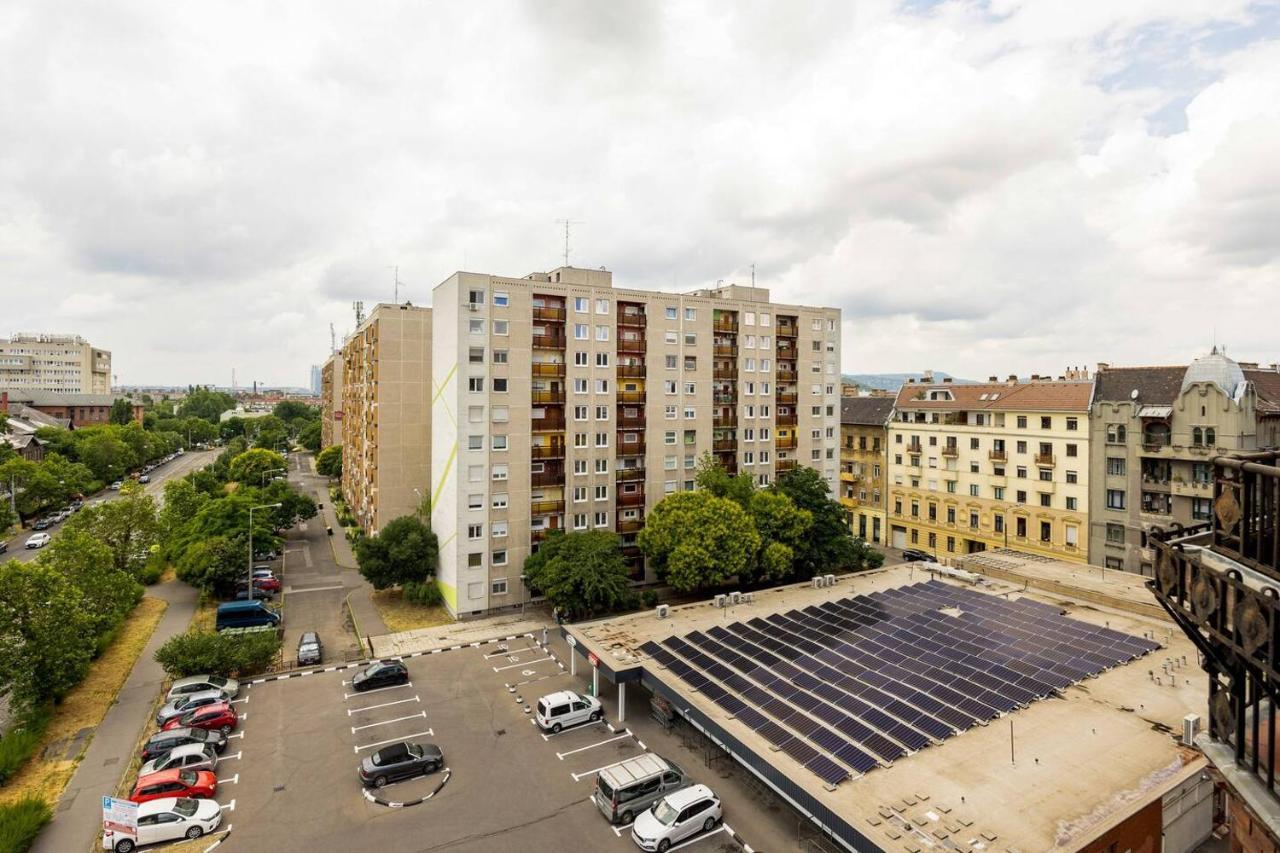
1097, 362, 1110, 372
1007, 374, 1017, 384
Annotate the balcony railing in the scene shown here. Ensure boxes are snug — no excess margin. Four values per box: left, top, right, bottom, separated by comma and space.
714, 411, 738, 426
617, 364, 646, 378
1142, 440, 1171, 453
617, 415, 645, 429
617, 391, 646, 404
776, 369, 797, 382
532, 416, 566, 432
776, 392, 797, 406
776, 412, 797, 426
988, 449, 1007, 462
531, 362, 566, 377
616, 467, 645, 482
531, 444, 565, 460
1035, 453, 1056, 467
777, 344, 798, 358
714, 344, 738, 357
617, 492, 646, 507
713, 392, 737, 405
618, 310, 647, 327
775, 435, 797, 450
618, 519, 645, 534
531, 470, 564, 487
713, 367, 737, 380
941, 446, 959, 458
530, 500, 565, 516
532, 306, 566, 321
617, 441, 646, 456
777, 322, 798, 338
532, 333, 566, 349
531, 390, 565, 405
713, 320, 738, 334
618, 337, 646, 353
713, 439, 736, 452
776, 459, 798, 472
906, 442, 923, 454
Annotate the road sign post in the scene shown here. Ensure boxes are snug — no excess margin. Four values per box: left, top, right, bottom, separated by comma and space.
102, 796, 138, 846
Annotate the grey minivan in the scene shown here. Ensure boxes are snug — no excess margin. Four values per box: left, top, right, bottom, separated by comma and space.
593, 753, 688, 825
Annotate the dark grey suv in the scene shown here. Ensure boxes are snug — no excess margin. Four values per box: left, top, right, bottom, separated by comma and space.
358, 742, 443, 788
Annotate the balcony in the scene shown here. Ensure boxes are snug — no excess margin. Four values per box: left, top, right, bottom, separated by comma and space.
618, 336, 646, 354
1140, 473, 1171, 491
618, 309, 647, 327
776, 369, 798, 382
988, 449, 1007, 462
531, 469, 564, 487
617, 492, 646, 507
617, 364, 646, 378
776, 412, 797, 426
531, 362, 566, 377
775, 435, 797, 450
777, 322, 798, 338
1170, 478, 1211, 498
906, 442, 923, 454
618, 518, 645, 534
532, 415, 566, 433
713, 367, 737, 380
531, 444, 565, 460
532, 305, 566, 322
621, 544, 643, 560
713, 392, 737, 405
1142, 440, 1172, 454
777, 343, 798, 359
532, 333, 566, 349
714, 344, 738, 357
531, 390, 565, 405
617, 390, 646, 404
616, 467, 645, 482
617, 415, 645, 429
711, 438, 734, 452
713, 319, 738, 334
776, 459, 798, 472
941, 446, 959, 458
531, 500, 565, 516
618, 440, 646, 456
776, 392, 798, 406
714, 411, 738, 426
1035, 453, 1056, 468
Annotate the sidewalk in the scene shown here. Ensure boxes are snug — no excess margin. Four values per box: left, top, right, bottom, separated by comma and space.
33, 580, 198, 853
372, 610, 552, 656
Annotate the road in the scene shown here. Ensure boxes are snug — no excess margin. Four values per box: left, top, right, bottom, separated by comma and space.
1, 448, 219, 561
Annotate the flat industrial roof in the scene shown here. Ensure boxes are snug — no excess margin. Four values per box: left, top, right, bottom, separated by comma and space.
568, 562, 1207, 851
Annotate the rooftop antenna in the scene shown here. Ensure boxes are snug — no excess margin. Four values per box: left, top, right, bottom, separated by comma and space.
329, 323, 337, 354
387, 265, 402, 304
353, 301, 365, 325
556, 219, 582, 267
751, 263, 756, 288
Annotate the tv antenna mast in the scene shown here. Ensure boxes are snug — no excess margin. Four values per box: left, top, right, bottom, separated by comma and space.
329, 323, 337, 353
555, 219, 582, 267
387, 265, 404, 304
353, 301, 365, 325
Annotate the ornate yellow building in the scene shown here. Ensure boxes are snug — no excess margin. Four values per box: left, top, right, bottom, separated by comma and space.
839, 396, 893, 544
886, 376, 1092, 563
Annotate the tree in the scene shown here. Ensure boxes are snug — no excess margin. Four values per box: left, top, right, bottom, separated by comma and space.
522, 530, 632, 620
248, 415, 289, 451
355, 515, 438, 590
745, 490, 812, 583
227, 448, 287, 486
109, 398, 134, 426
0, 560, 96, 705
37, 530, 142, 641
694, 454, 755, 507
638, 491, 760, 593
63, 485, 162, 577
160, 478, 208, 550
75, 430, 135, 483
298, 421, 323, 453
175, 535, 246, 595
273, 401, 318, 423
774, 466, 859, 576
316, 445, 342, 478
257, 480, 318, 529
178, 388, 236, 424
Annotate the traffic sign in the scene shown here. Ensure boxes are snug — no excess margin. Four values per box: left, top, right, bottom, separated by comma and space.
102, 796, 137, 841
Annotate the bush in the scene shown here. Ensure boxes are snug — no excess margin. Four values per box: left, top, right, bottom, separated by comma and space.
138, 562, 164, 585
402, 580, 443, 607
0, 797, 52, 852
864, 549, 886, 569
155, 630, 282, 678
0, 707, 51, 786
640, 590, 660, 609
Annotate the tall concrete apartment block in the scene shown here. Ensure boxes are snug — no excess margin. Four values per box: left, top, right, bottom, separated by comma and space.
339, 304, 432, 535
319, 352, 343, 449
0, 333, 111, 393
1088, 350, 1280, 575
432, 266, 841, 617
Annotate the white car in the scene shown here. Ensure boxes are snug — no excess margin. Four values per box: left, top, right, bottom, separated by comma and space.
102, 796, 222, 852
535, 690, 602, 733
109, 481, 123, 490
25, 533, 51, 549
631, 784, 722, 852
167, 674, 240, 703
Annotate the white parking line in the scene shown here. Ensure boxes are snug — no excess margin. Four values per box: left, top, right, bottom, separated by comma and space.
218, 799, 236, 812
556, 733, 632, 760
666, 826, 726, 851
237, 712, 247, 721
538, 719, 608, 740
492, 656, 557, 673
229, 697, 249, 705
226, 732, 244, 740
611, 821, 634, 837
217, 751, 243, 763
347, 696, 420, 716
343, 682, 413, 700
216, 773, 239, 785
350, 711, 427, 733
353, 729, 434, 753
571, 761, 624, 782
284, 584, 344, 595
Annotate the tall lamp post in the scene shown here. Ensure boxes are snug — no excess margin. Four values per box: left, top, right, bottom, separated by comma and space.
261, 468, 286, 487
248, 502, 283, 589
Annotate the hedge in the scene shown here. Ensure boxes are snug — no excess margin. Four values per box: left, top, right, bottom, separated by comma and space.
0, 707, 51, 787
154, 630, 282, 678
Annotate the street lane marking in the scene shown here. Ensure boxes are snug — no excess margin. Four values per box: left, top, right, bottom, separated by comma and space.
351, 711, 427, 733
353, 729, 434, 753
557, 732, 632, 760
538, 719, 609, 740
284, 584, 344, 595
343, 682, 413, 700
348, 696, 420, 716
492, 656, 557, 673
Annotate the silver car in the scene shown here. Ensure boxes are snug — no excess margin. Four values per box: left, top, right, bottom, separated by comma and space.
138, 743, 218, 777
156, 689, 230, 727
167, 675, 239, 703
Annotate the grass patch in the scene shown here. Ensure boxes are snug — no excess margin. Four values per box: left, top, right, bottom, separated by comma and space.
0, 797, 52, 853
370, 588, 453, 634
0, 596, 168, 807
190, 597, 218, 634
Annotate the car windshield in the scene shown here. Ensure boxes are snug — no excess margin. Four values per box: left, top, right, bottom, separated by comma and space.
652, 799, 680, 827
408, 744, 422, 758
179, 769, 197, 785
172, 799, 199, 817
208, 677, 227, 688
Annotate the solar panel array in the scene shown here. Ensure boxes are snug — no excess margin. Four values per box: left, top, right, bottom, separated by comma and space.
639, 580, 1159, 788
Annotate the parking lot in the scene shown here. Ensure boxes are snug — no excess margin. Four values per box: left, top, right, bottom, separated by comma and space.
218, 636, 755, 853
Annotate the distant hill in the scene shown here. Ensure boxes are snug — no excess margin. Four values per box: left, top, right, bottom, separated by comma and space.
842, 372, 979, 393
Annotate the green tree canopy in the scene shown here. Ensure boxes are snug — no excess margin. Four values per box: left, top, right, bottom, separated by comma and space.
694, 453, 756, 507
774, 466, 860, 576
37, 529, 142, 641
522, 530, 632, 620
63, 485, 162, 578
638, 491, 760, 593
273, 401, 318, 423
298, 421, 323, 453
316, 445, 342, 478
745, 489, 813, 583
175, 535, 246, 595
178, 388, 236, 424
227, 448, 288, 486
355, 515, 438, 590
0, 560, 96, 705
109, 398, 134, 426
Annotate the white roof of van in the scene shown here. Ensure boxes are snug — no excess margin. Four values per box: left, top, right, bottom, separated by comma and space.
598, 753, 671, 786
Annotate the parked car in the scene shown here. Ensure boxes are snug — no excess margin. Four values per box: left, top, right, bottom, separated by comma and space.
214, 600, 279, 631
630, 784, 722, 852
156, 689, 232, 727
128, 768, 217, 804
167, 675, 240, 703
138, 743, 218, 776
25, 533, 51, 549
162, 703, 237, 736
52, 510, 70, 523
252, 575, 281, 593
594, 754, 688, 825
109, 481, 123, 490
31, 517, 51, 530
70, 498, 83, 510
0, 540, 6, 554
141, 728, 227, 761
351, 660, 409, 692
139, 474, 151, 483
102, 797, 222, 852
253, 550, 278, 561
536, 690, 602, 733
900, 548, 937, 563
297, 631, 322, 666
234, 584, 274, 601
358, 741, 443, 788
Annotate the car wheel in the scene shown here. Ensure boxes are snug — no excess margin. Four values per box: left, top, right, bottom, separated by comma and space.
619, 810, 633, 825
374, 775, 388, 788
589, 710, 601, 722
186, 826, 204, 840
115, 840, 136, 853
702, 816, 716, 833
220, 724, 233, 736
657, 840, 671, 853
551, 722, 562, 734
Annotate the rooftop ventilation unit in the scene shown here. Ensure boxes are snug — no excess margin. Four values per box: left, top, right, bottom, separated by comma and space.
729, 592, 741, 605
656, 604, 670, 619
714, 594, 727, 608
824, 574, 836, 587
811, 577, 822, 590
1183, 714, 1200, 747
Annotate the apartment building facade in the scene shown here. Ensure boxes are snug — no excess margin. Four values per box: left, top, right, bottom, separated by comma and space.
431, 266, 841, 617
339, 304, 432, 535
839, 395, 893, 545
1089, 351, 1280, 575
0, 334, 111, 394
886, 376, 1092, 563
319, 352, 343, 449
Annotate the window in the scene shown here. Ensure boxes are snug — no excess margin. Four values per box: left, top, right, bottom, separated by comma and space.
493, 378, 508, 393
1107, 457, 1126, 476
469, 347, 484, 364
574, 351, 588, 366
491, 435, 508, 452
594, 511, 609, 526
573, 405, 587, 421
594, 485, 608, 500
574, 297, 588, 313
969, 484, 980, 497
1040, 521, 1052, 542
1041, 416, 1051, 429
491, 464, 508, 481
1016, 440, 1027, 454
573, 486, 587, 503
469, 319, 484, 334
595, 405, 609, 420
665, 355, 677, 369
573, 513, 588, 530
684, 333, 697, 346
1065, 443, 1077, 458
595, 432, 608, 447
493, 291, 509, 307
664, 331, 677, 344
664, 431, 676, 445
665, 306, 677, 320
1016, 415, 1027, 429
492, 550, 508, 566
1106, 424, 1126, 443
467, 464, 483, 482
491, 579, 508, 595
1065, 470, 1077, 484
468, 377, 484, 393
1106, 489, 1126, 510
595, 325, 609, 341
685, 307, 696, 321
664, 405, 676, 419
1192, 497, 1212, 521
493, 319, 509, 335
492, 349, 508, 364
1066, 496, 1078, 511
1066, 417, 1078, 431
684, 382, 696, 394
596, 352, 609, 367
468, 435, 483, 450
491, 406, 508, 422
467, 524, 483, 540
1039, 493, 1051, 507
467, 494, 483, 510
467, 553, 483, 569
596, 298, 609, 314
573, 459, 587, 475
595, 379, 609, 393
1106, 523, 1125, 544
492, 521, 507, 538
573, 378, 587, 394
573, 324, 588, 340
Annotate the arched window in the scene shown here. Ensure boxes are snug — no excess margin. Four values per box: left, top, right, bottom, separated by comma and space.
1192, 427, 1203, 446
1205, 427, 1216, 446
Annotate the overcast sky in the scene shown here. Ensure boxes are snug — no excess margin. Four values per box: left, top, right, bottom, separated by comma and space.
2, 1, 1278, 387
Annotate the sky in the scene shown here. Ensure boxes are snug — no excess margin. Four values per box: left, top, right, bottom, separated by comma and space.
2, 1, 1278, 387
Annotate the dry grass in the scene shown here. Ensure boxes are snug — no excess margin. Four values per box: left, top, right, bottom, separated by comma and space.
0, 596, 168, 806
370, 589, 453, 634
190, 597, 218, 633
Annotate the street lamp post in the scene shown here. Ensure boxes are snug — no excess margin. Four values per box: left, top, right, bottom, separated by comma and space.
248, 502, 283, 590
261, 468, 286, 487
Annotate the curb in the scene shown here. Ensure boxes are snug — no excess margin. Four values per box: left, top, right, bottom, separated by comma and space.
722, 821, 755, 852
362, 768, 451, 807
203, 829, 233, 852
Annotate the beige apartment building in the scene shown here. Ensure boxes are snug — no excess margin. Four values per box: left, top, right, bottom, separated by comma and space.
319, 352, 343, 449
839, 395, 893, 545
0, 333, 111, 394
431, 266, 841, 617
886, 374, 1093, 563
339, 304, 432, 535
1089, 350, 1280, 575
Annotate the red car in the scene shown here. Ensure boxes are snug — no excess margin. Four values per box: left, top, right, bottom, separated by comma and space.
253, 575, 281, 592
129, 768, 217, 803
162, 702, 238, 735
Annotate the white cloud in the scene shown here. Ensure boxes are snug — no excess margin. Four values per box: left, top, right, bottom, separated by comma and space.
0, 0, 1277, 384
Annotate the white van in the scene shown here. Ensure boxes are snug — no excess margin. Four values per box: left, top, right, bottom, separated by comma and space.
594, 753, 688, 825
535, 690, 602, 733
